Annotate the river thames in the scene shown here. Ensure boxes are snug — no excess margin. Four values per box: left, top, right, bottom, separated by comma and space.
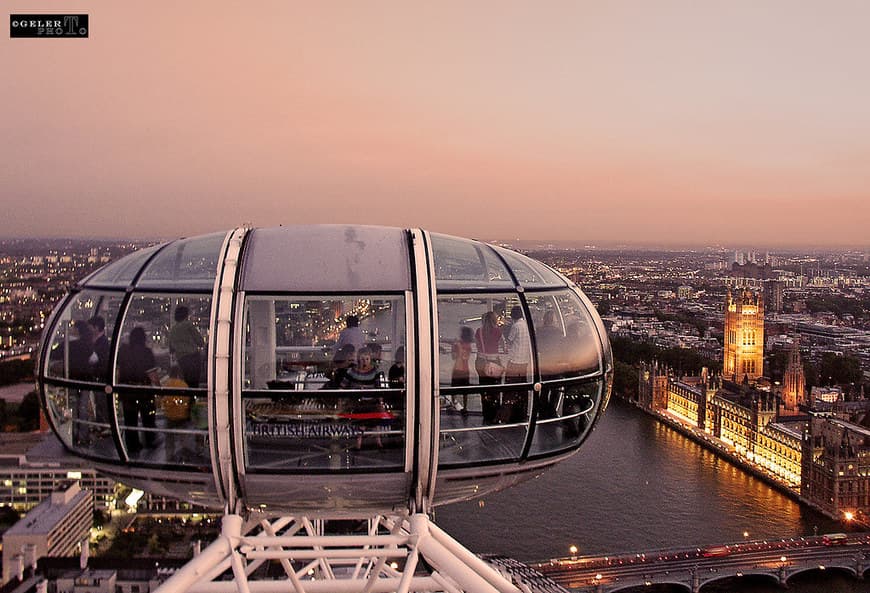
437, 396, 870, 591
437, 397, 843, 562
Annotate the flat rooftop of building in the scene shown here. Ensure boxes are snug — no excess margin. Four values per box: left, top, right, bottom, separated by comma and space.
768, 420, 806, 439
56, 568, 117, 581
0, 432, 47, 457
829, 418, 870, 439
20, 432, 74, 464
3, 485, 90, 537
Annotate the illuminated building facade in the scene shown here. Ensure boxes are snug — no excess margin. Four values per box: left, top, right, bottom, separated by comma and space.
0, 461, 114, 512
0, 437, 116, 512
638, 364, 803, 488
636, 362, 870, 517
801, 417, 870, 520
723, 289, 764, 382
637, 363, 870, 519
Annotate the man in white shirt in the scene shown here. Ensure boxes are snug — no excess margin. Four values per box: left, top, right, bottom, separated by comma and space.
335, 315, 365, 354
505, 305, 530, 383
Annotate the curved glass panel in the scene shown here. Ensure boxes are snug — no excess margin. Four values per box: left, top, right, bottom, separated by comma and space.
115, 294, 211, 388
493, 246, 565, 288
573, 288, 612, 374
529, 380, 602, 457
114, 389, 209, 466
436, 293, 531, 387
240, 226, 411, 292
431, 234, 513, 290
113, 293, 211, 465
438, 385, 531, 466
437, 293, 531, 467
242, 294, 406, 470
82, 245, 161, 288
137, 232, 227, 290
44, 385, 120, 460
244, 390, 404, 471
525, 290, 602, 379
44, 291, 124, 384
115, 388, 157, 458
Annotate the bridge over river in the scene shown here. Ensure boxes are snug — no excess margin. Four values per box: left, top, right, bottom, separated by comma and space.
529, 533, 870, 592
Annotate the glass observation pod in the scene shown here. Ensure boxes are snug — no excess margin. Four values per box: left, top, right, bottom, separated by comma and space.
37, 226, 612, 515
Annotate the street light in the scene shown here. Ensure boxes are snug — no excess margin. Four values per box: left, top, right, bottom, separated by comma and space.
844, 511, 855, 522
569, 545, 578, 558
743, 531, 749, 539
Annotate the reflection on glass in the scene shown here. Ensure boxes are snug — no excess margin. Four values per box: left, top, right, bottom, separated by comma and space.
526, 290, 601, 379
116, 295, 211, 387
114, 389, 209, 467
137, 232, 226, 289
158, 389, 209, 466
244, 296, 405, 391
437, 294, 533, 466
430, 234, 513, 290
45, 385, 119, 460
529, 380, 601, 457
436, 294, 521, 387
242, 295, 407, 471
83, 245, 161, 288
244, 391, 404, 470
117, 390, 157, 456
492, 246, 565, 287
45, 384, 73, 447
45, 291, 123, 383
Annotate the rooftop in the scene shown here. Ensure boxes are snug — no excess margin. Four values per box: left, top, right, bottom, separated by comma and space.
3, 483, 90, 537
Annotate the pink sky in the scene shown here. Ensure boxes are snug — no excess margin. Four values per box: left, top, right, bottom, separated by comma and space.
1, 1, 868, 246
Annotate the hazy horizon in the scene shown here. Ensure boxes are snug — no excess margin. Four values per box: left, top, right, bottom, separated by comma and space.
1, 230, 866, 254
2, 2, 868, 246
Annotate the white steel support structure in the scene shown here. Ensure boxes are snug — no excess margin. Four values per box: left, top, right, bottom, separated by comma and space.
154, 513, 520, 593
162, 227, 518, 593
209, 226, 249, 510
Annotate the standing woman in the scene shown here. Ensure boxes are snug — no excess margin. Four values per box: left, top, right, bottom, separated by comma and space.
475, 311, 504, 423
450, 326, 474, 414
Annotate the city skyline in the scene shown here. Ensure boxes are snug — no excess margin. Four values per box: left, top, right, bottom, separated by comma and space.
0, 227, 868, 590
2, 2, 869, 246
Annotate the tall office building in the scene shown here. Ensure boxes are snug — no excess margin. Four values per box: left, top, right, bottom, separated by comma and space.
766, 280, 784, 314
2, 482, 92, 584
723, 289, 764, 382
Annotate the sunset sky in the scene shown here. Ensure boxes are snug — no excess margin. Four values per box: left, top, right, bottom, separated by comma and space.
1, 2, 868, 246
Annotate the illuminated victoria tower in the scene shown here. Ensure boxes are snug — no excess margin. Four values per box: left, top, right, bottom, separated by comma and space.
723, 289, 764, 382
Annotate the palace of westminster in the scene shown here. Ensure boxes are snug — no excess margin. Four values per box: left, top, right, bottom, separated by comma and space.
639, 288, 870, 523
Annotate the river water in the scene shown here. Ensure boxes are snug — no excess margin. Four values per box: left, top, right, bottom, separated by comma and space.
436, 397, 843, 562
436, 397, 868, 591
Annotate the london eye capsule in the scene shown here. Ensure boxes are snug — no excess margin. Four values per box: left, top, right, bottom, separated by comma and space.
37, 226, 612, 516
